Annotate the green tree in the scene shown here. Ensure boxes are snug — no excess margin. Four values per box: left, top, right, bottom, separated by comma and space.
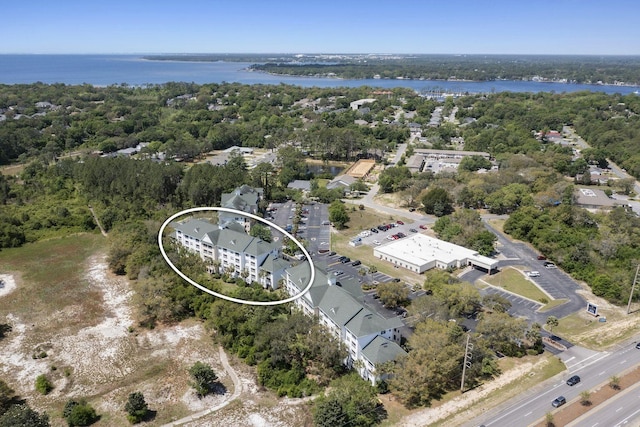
580, 390, 592, 406
376, 282, 409, 308
546, 316, 559, 334
421, 187, 454, 216
0, 404, 49, 427
249, 223, 272, 242
124, 392, 148, 424
188, 361, 218, 396
67, 405, 97, 427
35, 374, 53, 395
328, 200, 349, 229
312, 373, 382, 427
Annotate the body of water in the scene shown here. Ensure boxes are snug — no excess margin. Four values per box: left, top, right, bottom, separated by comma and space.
1, 54, 639, 95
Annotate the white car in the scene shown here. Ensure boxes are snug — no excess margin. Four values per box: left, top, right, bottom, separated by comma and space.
527, 271, 540, 277
373, 240, 380, 245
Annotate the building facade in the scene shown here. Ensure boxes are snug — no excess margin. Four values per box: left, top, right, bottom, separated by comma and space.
284, 263, 406, 385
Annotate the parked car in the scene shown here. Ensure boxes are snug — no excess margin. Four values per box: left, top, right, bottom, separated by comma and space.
551, 396, 566, 407
334, 270, 344, 276
338, 256, 347, 262
409, 228, 418, 233
397, 220, 404, 225
566, 375, 581, 386
537, 255, 547, 260
636, 342, 640, 349
419, 224, 428, 230
391, 278, 401, 283
527, 271, 541, 277
351, 260, 361, 266
544, 262, 557, 269
373, 240, 380, 245
397, 232, 406, 238
328, 251, 336, 256
341, 257, 351, 263
370, 227, 379, 233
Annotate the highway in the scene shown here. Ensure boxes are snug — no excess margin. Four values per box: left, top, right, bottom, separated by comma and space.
466, 339, 640, 427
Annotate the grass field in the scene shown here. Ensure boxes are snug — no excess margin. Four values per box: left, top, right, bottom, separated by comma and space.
554, 309, 640, 350
0, 233, 107, 330
483, 266, 551, 303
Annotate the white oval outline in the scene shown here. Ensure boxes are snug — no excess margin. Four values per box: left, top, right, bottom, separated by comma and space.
158, 207, 315, 306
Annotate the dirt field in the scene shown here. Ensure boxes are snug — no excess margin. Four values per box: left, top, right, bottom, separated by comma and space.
0, 238, 308, 426
345, 159, 376, 178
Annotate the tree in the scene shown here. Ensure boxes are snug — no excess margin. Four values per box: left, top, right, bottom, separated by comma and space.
249, 223, 272, 242
65, 399, 99, 427
421, 187, 454, 216
580, 390, 592, 406
328, 200, 349, 229
546, 316, 559, 334
0, 404, 49, 427
35, 374, 53, 395
312, 373, 382, 427
124, 392, 148, 424
188, 361, 219, 396
545, 412, 555, 427
376, 281, 409, 308
609, 375, 620, 390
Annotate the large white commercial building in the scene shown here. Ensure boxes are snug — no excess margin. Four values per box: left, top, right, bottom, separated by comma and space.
374, 234, 498, 273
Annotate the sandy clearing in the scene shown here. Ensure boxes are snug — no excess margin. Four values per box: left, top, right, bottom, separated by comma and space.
0, 313, 48, 390
0, 273, 17, 298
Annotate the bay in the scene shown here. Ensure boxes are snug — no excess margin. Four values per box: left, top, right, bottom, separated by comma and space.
0, 54, 639, 95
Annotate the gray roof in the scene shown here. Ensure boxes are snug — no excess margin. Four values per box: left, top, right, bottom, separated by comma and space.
318, 286, 365, 327
345, 308, 402, 338
287, 180, 312, 191
361, 335, 407, 365
326, 174, 357, 190
172, 218, 218, 238
260, 256, 291, 273
287, 263, 330, 306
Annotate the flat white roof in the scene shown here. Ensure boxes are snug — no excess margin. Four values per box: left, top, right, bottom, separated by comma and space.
375, 234, 497, 269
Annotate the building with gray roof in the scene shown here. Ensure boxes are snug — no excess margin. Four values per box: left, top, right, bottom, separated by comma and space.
284, 263, 405, 385
173, 216, 284, 288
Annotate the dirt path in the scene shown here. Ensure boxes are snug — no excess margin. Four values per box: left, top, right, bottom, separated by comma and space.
89, 205, 108, 236
161, 346, 242, 426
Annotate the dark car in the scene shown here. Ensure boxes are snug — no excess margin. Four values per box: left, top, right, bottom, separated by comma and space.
409, 228, 418, 233
338, 256, 347, 262
351, 260, 361, 266
551, 396, 566, 407
419, 224, 428, 230
397, 220, 404, 225
566, 375, 581, 386
377, 225, 386, 231
370, 227, 379, 233
329, 251, 336, 256
391, 278, 401, 283
537, 255, 547, 260
636, 342, 640, 349
341, 257, 351, 264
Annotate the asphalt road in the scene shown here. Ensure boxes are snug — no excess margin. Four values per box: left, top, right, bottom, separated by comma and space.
466, 339, 640, 427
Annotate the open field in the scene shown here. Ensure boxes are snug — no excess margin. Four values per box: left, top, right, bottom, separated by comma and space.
0, 234, 307, 426
553, 304, 640, 350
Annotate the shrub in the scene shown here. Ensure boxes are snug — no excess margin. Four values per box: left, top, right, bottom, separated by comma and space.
188, 362, 218, 396
124, 392, 148, 424
35, 375, 53, 395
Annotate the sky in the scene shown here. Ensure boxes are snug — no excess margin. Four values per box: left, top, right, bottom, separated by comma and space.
3, 0, 639, 55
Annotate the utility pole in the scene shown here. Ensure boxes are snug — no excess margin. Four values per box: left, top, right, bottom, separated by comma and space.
461, 334, 473, 392
627, 264, 640, 314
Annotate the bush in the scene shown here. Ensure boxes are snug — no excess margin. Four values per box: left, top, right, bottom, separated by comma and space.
35, 375, 53, 395
124, 392, 148, 424
63, 399, 98, 427
188, 362, 218, 396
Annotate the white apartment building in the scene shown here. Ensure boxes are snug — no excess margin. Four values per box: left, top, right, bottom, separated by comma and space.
284, 263, 406, 385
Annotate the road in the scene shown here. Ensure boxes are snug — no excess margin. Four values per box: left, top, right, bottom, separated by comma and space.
466, 339, 640, 427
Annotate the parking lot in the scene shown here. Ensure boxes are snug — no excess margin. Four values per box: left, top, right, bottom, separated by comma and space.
355, 219, 432, 248
266, 201, 330, 256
